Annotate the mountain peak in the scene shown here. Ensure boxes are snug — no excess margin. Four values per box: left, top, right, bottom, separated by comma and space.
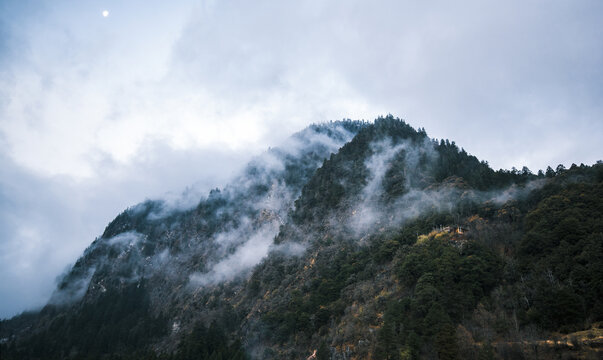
2, 118, 601, 360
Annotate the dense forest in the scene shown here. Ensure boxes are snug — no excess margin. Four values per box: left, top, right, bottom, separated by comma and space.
1, 116, 601, 359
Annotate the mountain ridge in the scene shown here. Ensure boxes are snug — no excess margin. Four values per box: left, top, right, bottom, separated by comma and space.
1, 116, 601, 359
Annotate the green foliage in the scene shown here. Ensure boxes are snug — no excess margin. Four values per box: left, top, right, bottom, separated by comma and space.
262, 245, 371, 341
517, 180, 603, 330
173, 321, 248, 360
397, 239, 502, 321
374, 234, 501, 358
433, 140, 533, 190
293, 116, 428, 223
3, 117, 601, 359
434, 323, 459, 360
2, 281, 167, 360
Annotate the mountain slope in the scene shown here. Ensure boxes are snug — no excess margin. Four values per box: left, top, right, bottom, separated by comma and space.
1, 116, 601, 360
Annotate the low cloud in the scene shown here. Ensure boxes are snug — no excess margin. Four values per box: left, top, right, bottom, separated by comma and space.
349, 137, 438, 235
16, 122, 355, 305
107, 231, 142, 248
187, 123, 355, 288
48, 267, 96, 306
362, 140, 407, 200
0, 143, 247, 318
190, 221, 280, 286
346, 137, 544, 237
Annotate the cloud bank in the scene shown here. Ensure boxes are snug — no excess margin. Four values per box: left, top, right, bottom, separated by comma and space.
0, 146, 245, 318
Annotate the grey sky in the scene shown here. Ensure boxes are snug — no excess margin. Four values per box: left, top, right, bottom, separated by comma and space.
1, 0, 602, 318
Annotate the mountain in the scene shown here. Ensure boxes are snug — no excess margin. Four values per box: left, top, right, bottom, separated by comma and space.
1, 116, 602, 360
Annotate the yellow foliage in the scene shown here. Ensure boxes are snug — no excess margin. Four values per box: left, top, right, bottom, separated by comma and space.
428, 230, 440, 237
468, 214, 482, 223
416, 234, 429, 244
434, 231, 449, 241
399, 348, 412, 360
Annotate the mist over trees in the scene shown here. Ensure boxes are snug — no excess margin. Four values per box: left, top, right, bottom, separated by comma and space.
1, 117, 601, 359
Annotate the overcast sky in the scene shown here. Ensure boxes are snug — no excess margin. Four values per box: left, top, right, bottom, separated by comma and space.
1, 0, 602, 318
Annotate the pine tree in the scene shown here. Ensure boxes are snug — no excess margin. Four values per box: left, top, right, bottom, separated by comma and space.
435, 323, 459, 360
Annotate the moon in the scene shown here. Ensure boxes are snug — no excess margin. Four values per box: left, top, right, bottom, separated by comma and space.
102, 10, 109, 17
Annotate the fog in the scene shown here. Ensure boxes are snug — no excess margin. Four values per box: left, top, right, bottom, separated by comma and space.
346, 137, 545, 238
0, 146, 247, 318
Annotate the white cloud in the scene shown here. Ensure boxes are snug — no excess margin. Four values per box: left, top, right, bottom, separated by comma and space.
190, 221, 280, 287
0, 144, 245, 318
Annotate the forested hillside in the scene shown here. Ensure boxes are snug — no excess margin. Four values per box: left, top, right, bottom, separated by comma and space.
1, 116, 601, 359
